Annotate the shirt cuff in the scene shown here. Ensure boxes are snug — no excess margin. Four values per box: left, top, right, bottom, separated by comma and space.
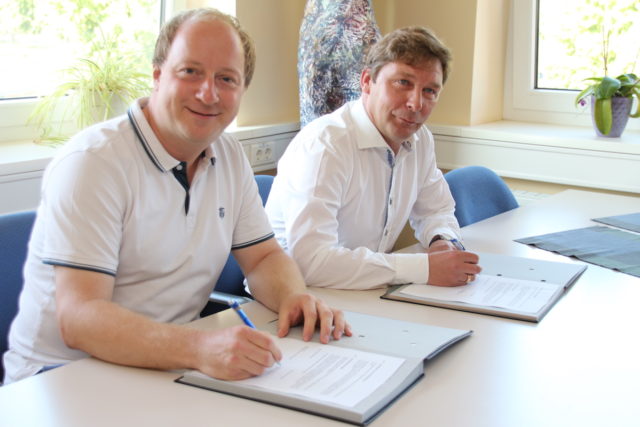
390, 253, 429, 285
426, 229, 460, 247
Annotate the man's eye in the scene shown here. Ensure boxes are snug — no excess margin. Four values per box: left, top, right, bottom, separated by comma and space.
180, 68, 198, 76
424, 88, 439, 97
220, 76, 240, 86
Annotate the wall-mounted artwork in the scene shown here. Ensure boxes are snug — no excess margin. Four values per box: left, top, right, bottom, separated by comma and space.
298, 0, 381, 127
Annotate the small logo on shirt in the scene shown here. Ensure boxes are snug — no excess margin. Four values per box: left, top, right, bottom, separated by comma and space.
219, 207, 225, 218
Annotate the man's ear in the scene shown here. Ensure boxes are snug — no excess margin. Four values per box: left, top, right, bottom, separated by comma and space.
152, 67, 161, 90
360, 69, 372, 94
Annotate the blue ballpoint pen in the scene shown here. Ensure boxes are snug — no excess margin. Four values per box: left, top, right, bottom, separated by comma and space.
229, 300, 256, 328
228, 300, 281, 366
450, 238, 466, 251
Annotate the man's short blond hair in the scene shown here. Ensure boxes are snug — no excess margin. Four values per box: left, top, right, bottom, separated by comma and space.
152, 8, 256, 87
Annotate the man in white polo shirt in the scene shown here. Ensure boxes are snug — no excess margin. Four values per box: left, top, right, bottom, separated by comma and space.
4, 8, 350, 384
266, 27, 482, 290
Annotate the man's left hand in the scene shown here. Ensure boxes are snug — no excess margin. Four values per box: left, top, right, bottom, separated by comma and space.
277, 293, 351, 344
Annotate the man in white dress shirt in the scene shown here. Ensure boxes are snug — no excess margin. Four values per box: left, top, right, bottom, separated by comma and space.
266, 26, 481, 290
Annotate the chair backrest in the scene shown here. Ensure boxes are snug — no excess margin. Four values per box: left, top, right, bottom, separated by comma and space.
0, 210, 36, 381
444, 166, 518, 227
202, 175, 274, 315
254, 174, 274, 208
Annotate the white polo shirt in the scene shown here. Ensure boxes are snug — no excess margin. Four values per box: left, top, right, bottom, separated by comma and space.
266, 99, 460, 290
4, 98, 273, 383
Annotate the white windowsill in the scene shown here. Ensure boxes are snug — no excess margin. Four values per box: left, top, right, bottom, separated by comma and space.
429, 120, 640, 194
429, 120, 640, 155
0, 121, 300, 177
0, 140, 58, 176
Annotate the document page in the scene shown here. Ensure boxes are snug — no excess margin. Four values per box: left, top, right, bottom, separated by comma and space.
400, 274, 562, 314
234, 337, 404, 408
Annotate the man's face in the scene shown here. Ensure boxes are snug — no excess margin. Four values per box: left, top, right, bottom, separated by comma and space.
361, 59, 443, 150
148, 18, 245, 154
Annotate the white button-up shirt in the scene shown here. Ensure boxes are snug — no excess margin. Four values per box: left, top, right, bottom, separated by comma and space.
266, 99, 460, 290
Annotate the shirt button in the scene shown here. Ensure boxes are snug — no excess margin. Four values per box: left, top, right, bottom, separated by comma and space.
384, 229, 389, 236
389, 198, 393, 205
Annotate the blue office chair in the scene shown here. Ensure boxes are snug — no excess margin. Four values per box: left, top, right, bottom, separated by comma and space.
444, 166, 519, 227
201, 174, 275, 316
0, 210, 36, 383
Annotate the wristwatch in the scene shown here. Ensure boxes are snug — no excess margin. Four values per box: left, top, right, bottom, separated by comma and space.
429, 234, 465, 250
429, 234, 450, 245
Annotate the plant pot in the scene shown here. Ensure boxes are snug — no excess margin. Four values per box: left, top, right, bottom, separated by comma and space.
89, 93, 128, 124
590, 96, 632, 138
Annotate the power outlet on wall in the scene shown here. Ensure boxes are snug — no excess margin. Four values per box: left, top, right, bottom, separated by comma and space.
250, 141, 275, 166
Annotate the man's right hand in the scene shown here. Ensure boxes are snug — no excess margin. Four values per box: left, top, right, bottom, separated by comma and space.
54, 266, 281, 381
195, 326, 282, 380
427, 250, 481, 287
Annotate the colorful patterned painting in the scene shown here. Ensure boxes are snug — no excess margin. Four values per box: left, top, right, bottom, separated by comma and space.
298, 0, 381, 127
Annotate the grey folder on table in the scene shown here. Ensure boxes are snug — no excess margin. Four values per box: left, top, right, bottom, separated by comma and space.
263, 310, 472, 361
383, 252, 587, 322
516, 226, 640, 278
176, 311, 471, 426
592, 212, 640, 233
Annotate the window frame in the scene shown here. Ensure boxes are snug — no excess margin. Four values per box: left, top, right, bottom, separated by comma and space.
503, 0, 639, 131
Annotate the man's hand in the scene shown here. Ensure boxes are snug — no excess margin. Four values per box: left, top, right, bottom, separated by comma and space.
276, 293, 352, 344
54, 265, 282, 381
196, 326, 282, 380
427, 250, 481, 286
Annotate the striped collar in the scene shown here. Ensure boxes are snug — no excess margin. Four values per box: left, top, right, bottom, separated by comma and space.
127, 98, 215, 172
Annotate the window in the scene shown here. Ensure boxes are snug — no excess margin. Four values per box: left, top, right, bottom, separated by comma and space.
537, 0, 639, 91
504, 0, 640, 131
0, 0, 172, 143
0, 0, 241, 144
0, 1, 160, 101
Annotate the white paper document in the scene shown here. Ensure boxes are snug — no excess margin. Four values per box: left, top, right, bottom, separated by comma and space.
401, 274, 562, 314
234, 337, 404, 408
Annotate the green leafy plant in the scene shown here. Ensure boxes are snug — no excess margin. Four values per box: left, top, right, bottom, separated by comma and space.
29, 32, 151, 144
575, 73, 640, 135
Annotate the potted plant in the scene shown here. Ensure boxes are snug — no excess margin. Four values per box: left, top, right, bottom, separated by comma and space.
29, 33, 151, 144
575, 73, 640, 137
574, 23, 640, 138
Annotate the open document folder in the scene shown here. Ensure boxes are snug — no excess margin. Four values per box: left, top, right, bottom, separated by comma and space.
176, 311, 471, 426
382, 252, 587, 322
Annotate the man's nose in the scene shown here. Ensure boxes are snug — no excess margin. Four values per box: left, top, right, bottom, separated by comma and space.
196, 78, 219, 104
407, 89, 423, 111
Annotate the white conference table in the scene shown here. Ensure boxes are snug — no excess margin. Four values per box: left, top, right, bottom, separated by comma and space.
1, 189, 639, 427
